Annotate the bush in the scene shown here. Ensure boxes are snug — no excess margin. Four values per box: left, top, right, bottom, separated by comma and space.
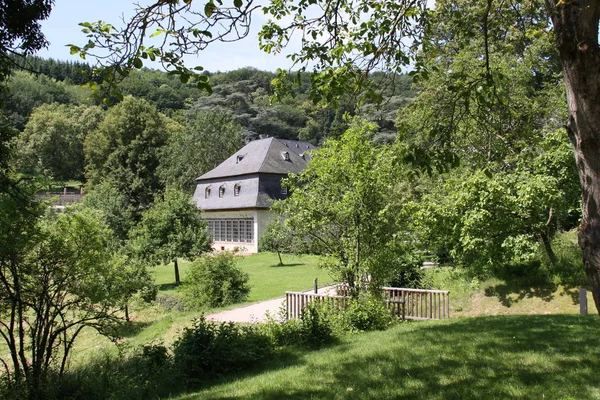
336, 293, 394, 333
299, 301, 336, 347
386, 252, 428, 289
182, 252, 250, 309
172, 317, 274, 380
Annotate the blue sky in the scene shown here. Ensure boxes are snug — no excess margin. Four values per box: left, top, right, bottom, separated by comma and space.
36, 0, 296, 73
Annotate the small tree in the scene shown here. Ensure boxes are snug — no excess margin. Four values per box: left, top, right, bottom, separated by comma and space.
278, 118, 403, 295
0, 198, 137, 396
131, 188, 211, 285
259, 219, 301, 266
182, 252, 250, 309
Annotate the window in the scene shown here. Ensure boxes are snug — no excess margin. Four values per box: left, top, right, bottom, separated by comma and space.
206, 219, 254, 243
281, 186, 288, 195
219, 185, 225, 197
234, 184, 241, 196
205, 187, 211, 199
282, 151, 290, 161
236, 155, 244, 163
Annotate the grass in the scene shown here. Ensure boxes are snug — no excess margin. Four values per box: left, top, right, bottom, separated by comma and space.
176, 314, 600, 399
69, 252, 331, 356
153, 252, 334, 302
424, 266, 585, 317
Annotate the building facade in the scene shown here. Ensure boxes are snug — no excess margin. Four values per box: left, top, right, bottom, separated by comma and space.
193, 137, 315, 253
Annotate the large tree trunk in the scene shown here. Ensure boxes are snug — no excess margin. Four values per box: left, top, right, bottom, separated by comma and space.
546, 0, 600, 313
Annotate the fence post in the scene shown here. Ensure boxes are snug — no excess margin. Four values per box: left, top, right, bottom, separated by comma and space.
314, 278, 318, 294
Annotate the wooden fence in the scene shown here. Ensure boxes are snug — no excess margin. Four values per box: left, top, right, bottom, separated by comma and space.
36, 193, 84, 205
285, 287, 450, 321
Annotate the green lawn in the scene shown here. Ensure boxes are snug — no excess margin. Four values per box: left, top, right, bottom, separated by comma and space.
177, 314, 600, 399
153, 252, 334, 302
68, 252, 332, 355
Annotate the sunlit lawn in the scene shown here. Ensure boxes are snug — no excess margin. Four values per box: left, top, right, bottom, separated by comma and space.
176, 314, 600, 399
153, 252, 334, 302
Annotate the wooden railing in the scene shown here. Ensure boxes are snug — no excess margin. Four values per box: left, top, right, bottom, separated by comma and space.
285, 287, 450, 321
382, 287, 450, 320
36, 193, 84, 205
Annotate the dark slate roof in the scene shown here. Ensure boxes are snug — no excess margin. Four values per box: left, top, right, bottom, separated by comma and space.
196, 138, 316, 181
194, 176, 265, 210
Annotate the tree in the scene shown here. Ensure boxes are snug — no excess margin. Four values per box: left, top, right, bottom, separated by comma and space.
259, 219, 297, 266
17, 103, 104, 182
0, 0, 53, 82
0, 194, 138, 396
130, 188, 211, 285
158, 110, 244, 193
84, 96, 175, 214
276, 119, 404, 294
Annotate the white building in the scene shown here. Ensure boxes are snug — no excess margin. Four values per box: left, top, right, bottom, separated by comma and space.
193, 137, 315, 253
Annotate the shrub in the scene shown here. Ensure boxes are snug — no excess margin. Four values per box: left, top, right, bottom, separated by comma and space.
172, 317, 274, 380
336, 293, 394, 333
386, 251, 428, 289
182, 252, 250, 309
155, 293, 185, 311
299, 300, 336, 347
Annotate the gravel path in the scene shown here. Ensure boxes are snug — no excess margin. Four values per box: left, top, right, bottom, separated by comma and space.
205, 285, 337, 323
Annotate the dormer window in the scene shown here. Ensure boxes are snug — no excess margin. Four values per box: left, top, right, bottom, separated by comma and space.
205, 187, 211, 199
234, 184, 241, 196
283, 151, 290, 161
219, 185, 225, 197
236, 155, 244, 164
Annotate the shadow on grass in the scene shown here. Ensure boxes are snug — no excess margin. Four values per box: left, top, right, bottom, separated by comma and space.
157, 282, 179, 291
268, 263, 304, 268
482, 261, 583, 306
187, 315, 600, 400
111, 321, 154, 338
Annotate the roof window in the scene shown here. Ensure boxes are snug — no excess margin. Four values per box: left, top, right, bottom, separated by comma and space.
236, 155, 244, 164
283, 151, 290, 161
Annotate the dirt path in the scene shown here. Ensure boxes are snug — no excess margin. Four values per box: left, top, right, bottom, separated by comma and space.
205, 285, 337, 323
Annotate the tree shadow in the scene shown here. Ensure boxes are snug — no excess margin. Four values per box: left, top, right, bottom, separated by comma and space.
482, 261, 584, 307
186, 315, 600, 399
269, 263, 304, 268
157, 282, 179, 291
112, 321, 153, 338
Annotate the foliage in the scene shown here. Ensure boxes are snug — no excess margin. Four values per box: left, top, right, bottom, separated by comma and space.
0, 199, 137, 396
131, 189, 210, 264
158, 109, 245, 193
0, 0, 53, 82
2, 71, 89, 130
130, 188, 211, 285
336, 293, 394, 333
84, 96, 175, 214
258, 219, 310, 265
182, 252, 250, 309
81, 181, 135, 245
385, 251, 429, 289
17, 103, 103, 182
298, 301, 336, 347
172, 317, 274, 380
277, 118, 404, 294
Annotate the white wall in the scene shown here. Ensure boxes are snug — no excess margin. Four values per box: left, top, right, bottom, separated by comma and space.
202, 209, 272, 254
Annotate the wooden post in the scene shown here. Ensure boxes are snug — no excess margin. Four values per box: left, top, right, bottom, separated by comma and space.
314, 278, 318, 294
580, 288, 588, 315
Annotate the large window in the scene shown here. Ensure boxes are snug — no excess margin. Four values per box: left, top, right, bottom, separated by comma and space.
206, 219, 254, 243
